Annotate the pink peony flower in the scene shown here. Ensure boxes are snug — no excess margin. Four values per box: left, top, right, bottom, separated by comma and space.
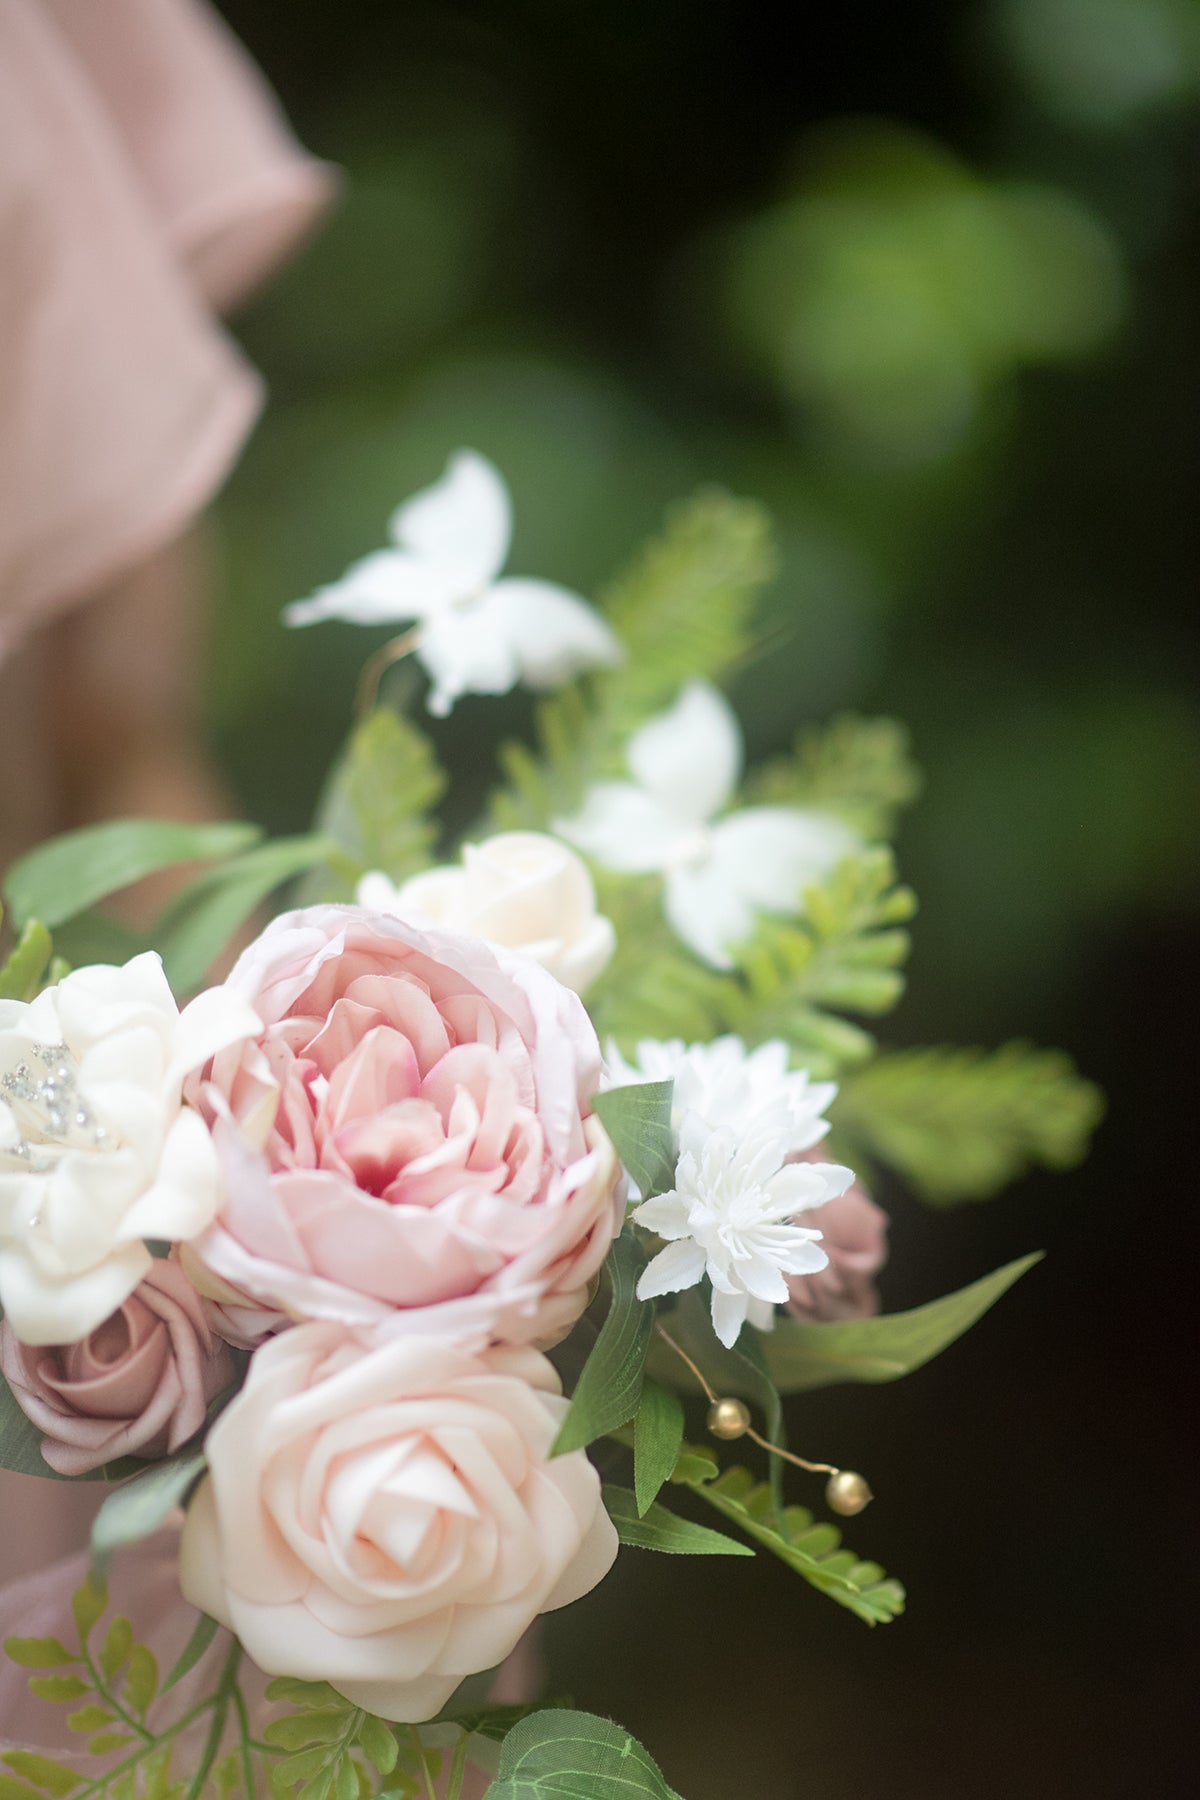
784, 1161, 889, 1322
184, 906, 622, 1348
0, 1258, 235, 1476
179, 1322, 618, 1723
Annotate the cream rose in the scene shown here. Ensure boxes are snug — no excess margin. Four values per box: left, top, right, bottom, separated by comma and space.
0, 955, 259, 1345
179, 1322, 618, 1722
184, 906, 621, 1349
358, 832, 616, 995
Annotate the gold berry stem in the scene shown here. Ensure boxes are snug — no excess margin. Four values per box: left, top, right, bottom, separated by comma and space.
355, 627, 423, 719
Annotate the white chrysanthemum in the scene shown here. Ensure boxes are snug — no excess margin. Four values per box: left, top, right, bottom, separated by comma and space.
284, 450, 621, 716
634, 1114, 852, 1348
557, 681, 858, 966
359, 831, 615, 994
0, 954, 259, 1345
606, 1033, 837, 1154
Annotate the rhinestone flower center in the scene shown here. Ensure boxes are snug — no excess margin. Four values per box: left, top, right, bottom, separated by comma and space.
0, 1042, 111, 1173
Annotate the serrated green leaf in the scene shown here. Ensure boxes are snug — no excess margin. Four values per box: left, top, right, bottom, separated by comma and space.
2, 1637, 78, 1669
86, 1735, 134, 1757
26, 1677, 90, 1704
123, 1643, 158, 1717
264, 1713, 350, 1752
213, 1754, 240, 1800
72, 1571, 108, 1646
154, 836, 338, 993
760, 1253, 1043, 1392
590, 1080, 676, 1201
3, 820, 259, 930
0, 1778, 45, 1800
552, 1231, 654, 1455
485, 1709, 682, 1799
98, 1617, 133, 1683
682, 1465, 904, 1625
356, 1718, 398, 1777
835, 1043, 1104, 1204
264, 1678, 346, 1711
0, 919, 53, 1001
160, 1612, 219, 1694
633, 1378, 685, 1516
747, 714, 922, 839
66, 1706, 115, 1733
295, 1777, 333, 1800
1, 1754, 80, 1796
332, 1760, 357, 1800
276, 1748, 336, 1788
91, 1453, 206, 1565
313, 709, 446, 892
604, 1486, 753, 1556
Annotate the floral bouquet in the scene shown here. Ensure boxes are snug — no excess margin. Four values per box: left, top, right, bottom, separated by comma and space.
0, 454, 1102, 1798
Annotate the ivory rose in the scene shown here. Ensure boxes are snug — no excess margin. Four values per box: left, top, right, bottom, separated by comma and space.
185, 906, 621, 1347
0, 1258, 234, 1476
0, 955, 259, 1345
359, 831, 616, 995
179, 1322, 618, 1721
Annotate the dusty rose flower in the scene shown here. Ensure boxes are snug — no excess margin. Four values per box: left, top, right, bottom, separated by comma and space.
0, 1258, 234, 1476
183, 905, 621, 1349
784, 1160, 889, 1322
179, 1322, 618, 1722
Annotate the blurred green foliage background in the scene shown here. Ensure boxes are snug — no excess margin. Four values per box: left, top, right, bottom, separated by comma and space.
209, 3, 1197, 1794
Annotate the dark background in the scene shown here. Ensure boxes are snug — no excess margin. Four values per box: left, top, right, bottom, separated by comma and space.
210, 4, 1199, 1794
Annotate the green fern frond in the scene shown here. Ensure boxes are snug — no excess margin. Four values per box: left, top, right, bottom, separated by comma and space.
586, 874, 739, 1048
306, 709, 446, 899
487, 490, 775, 831
834, 1042, 1105, 1204
745, 714, 922, 839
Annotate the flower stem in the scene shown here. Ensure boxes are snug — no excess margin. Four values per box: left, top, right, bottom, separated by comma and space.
445, 1730, 471, 1800
183, 1636, 242, 1800
407, 1726, 440, 1800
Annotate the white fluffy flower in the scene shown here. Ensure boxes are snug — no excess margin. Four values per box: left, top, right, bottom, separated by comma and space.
635, 1114, 852, 1348
283, 450, 621, 716
0, 955, 259, 1345
606, 1033, 837, 1154
358, 831, 616, 994
556, 681, 858, 967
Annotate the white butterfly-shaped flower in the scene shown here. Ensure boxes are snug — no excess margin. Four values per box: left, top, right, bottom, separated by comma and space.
606, 1033, 837, 1158
557, 681, 859, 967
284, 450, 621, 716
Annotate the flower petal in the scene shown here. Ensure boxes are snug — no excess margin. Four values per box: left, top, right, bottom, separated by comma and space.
708, 807, 860, 911
710, 1283, 750, 1349
635, 1236, 708, 1300
557, 784, 682, 874
389, 450, 511, 588
626, 681, 741, 825
663, 859, 753, 968
485, 579, 622, 689
283, 550, 454, 629
415, 596, 523, 716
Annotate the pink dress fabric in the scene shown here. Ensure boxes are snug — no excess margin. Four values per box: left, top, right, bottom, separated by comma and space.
0, 0, 335, 661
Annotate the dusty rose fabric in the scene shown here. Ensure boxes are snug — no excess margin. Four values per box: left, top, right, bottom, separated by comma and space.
0, 1258, 235, 1476
0, 0, 335, 659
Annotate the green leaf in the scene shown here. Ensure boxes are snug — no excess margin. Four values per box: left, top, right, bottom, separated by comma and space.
746, 714, 922, 839
85, 1736, 134, 1758
91, 1453, 206, 1565
264, 1679, 346, 1711
71, 1572, 108, 1646
26, 1677, 89, 1704
123, 1643, 158, 1716
1, 1754, 80, 1796
66, 1706, 115, 1733
0, 1779, 45, 1800
681, 1464, 905, 1625
3, 819, 259, 929
98, 1617, 133, 1683
590, 1080, 676, 1201
355, 1717, 398, 1777
160, 1612, 219, 1694
312, 709, 446, 892
603, 1486, 753, 1557
484, 1708, 682, 1800
264, 1713, 350, 1752
154, 835, 338, 993
438, 1702, 569, 1745
552, 1231, 654, 1455
1, 1637, 77, 1669
650, 1291, 787, 1506
332, 1759, 357, 1800
759, 1253, 1044, 1392
834, 1043, 1105, 1204
0, 919, 53, 1001
274, 1748, 336, 1789
633, 1379, 684, 1516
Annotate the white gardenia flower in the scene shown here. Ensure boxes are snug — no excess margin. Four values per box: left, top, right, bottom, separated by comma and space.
0, 954, 259, 1346
606, 1033, 837, 1155
556, 681, 859, 967
283, 450, 621, 716
358, 831, 616, 994
635, 1113, 853, 1349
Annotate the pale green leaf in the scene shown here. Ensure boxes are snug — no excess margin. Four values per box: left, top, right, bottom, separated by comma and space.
484, 1708, 683, 1799
312, 709, 446, 892
746, 714, 922, 839
85, 1735, 134, 1758
3, 820, 259, 929
0, 920, 53, 1002
123, 1643, 158, 1717
603, 1486, 753, 1557
590, 1080, 675, 1201
66, 1707, 115, 1733
160, 1612, 218, 1694
71, 1572, 108, 1647
759, 1253, 1043, 1392
154, 836, 338, 993
356, 1716, 398, 1776
91, 1453, 206, 1565
98, 1617, 132, 1683
0, 1778, 45, 1800
1, 1753, 80, 1796
26, 1677, 89, 1705
264, 1679, 347, 1711
633, 1378, 684, 1516
552, 1232, 654, 1455
264, 1713, 350, 1752
1, 1638, 77, 1670
835, 1043, 1105, 1204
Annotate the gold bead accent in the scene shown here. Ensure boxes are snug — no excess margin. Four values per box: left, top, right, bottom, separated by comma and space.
706, 1397, 752, 1441
826, 1469, 873, 1516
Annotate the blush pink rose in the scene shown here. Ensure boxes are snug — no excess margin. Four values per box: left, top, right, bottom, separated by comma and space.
0, 1258, 234, 1476
785, 1158, 889, 1322
184, 906, 621, 1349
179, 1321, 618, 1723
